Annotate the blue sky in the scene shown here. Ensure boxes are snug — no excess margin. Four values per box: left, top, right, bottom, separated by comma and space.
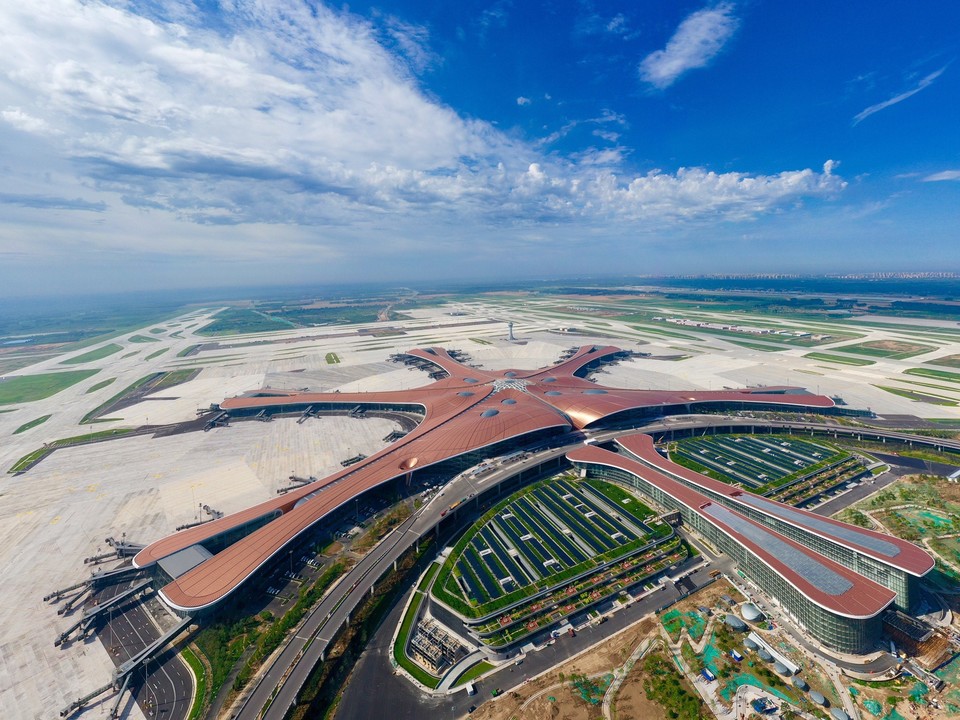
0, 1, 957, 296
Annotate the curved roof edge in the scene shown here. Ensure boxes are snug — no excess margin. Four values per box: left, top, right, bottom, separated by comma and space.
614, 433, 934, 578
567, 446, 896, 621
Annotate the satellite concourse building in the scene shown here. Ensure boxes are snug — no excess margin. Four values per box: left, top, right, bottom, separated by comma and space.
130, 345, 932, 655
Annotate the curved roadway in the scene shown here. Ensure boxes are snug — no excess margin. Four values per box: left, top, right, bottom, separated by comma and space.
233, 415, 960, 720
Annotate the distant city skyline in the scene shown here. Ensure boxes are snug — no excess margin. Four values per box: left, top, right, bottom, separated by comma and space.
0, 1, 957, 297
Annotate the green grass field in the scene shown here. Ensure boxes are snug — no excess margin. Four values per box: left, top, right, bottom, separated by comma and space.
9, 447, 51, 472
325, 352, 340, 364
146, 348, 169, 360
13, 414, 51, 434
86, 377, 116, 393
803, 352, 875, 366
725, 340, 787, 352
182, 645, 207, 720
873, 385, 958, 406
452, 661, 495, 687
393, 564, 442, 688
80, 373, 161, 423
60, 343, 124, 364
128, 334, 160, 343
905, 367, 960, 384
0, 369, 99, 405
10, 427, 139, 472
196, 307, 296, 336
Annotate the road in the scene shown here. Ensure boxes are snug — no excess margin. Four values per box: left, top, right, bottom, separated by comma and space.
94, 583, 193, 720
336, 548, 713, 720
237, 415, 960, 720
811, 467, 904, 517
235, 448, 570, 719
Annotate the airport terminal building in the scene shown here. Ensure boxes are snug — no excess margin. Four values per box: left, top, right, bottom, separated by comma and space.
568, 435, 934, 654
131, 345, 931, 652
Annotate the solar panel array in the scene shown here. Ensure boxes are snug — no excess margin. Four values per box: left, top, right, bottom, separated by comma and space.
739, 494, 901, 557
702, 503, 854, 596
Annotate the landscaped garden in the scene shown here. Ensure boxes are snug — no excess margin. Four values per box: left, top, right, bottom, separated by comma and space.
431, 475, 681, 648
669, 434, 858, 498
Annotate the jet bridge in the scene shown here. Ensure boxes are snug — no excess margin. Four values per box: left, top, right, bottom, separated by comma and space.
55, 579, 153, 646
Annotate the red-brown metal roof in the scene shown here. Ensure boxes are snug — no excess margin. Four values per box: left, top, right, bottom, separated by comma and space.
136, 345, 844, 612
614, 433, 934, 577
566, 444, 896, 619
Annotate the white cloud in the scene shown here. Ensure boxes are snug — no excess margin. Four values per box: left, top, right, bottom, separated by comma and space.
1, 107, 57, 135
592, 129, 620, 143
0, 0, 843, 284
606, 14, 627, 34
923, 170, 960, 182
853, 66, 947, 125
516, 96, 532, 106
639, 3, 739, 89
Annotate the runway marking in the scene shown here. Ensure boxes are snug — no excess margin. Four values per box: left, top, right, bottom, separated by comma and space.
49, 515, 61, 525
86, 483, 99, 492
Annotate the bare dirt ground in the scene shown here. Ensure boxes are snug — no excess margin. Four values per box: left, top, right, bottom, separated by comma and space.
848, 676, 954, 720
610, 655, 671, 720
669, 578, 745, 615
858, 340, 932, 354
926, 354, 960, 368
470, 617, 657, 720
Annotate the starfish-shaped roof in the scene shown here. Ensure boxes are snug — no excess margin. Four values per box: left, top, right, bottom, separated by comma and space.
134, 345, 835, 612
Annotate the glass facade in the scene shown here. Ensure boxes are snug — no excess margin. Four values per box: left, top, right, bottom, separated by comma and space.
621, 447, 914, 611
578, 462, 881, 654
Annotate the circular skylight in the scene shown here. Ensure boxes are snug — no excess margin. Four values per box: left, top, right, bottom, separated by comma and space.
480, 408, 500, 417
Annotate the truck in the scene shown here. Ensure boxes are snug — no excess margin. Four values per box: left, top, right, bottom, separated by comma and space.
466, 682, 477, 696
700, 668, 716, 682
